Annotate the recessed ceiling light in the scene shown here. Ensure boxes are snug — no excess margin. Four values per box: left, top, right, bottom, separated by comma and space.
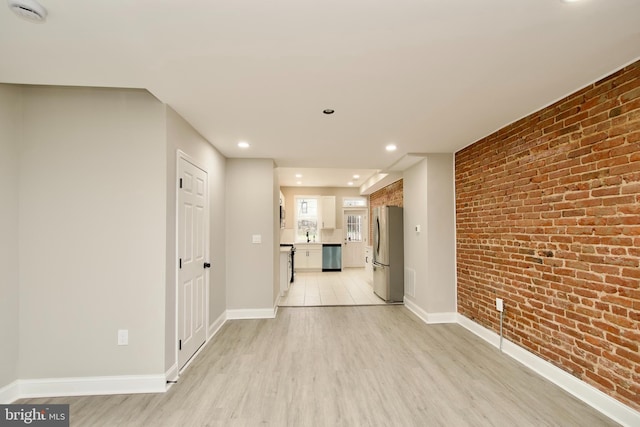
385, 144, 397, 152
295, 174, 302, 178
8, 0, 47, 22
348, 182, 354, 186
353, 174, 360, 179
323, 109, 335, 115
237, 141, 250, 148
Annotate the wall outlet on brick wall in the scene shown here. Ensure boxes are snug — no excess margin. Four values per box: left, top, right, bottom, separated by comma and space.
496, 298, 503, 312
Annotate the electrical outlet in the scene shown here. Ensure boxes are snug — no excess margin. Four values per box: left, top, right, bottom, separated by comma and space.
496, 298, 504, 312
117, 329, 128, 346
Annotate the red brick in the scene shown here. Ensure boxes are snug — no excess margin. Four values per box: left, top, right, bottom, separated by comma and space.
456, 60, 640, 413
591, 187, 620, 197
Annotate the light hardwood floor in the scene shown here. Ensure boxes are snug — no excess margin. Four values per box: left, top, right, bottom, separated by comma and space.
21, 306, 618, 426
279, 268, 385, 306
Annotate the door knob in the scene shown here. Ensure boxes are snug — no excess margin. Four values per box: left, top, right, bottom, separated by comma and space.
204, 262, 211, 268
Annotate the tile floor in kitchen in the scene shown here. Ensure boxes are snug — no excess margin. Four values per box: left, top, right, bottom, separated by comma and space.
279, 267, 387, 306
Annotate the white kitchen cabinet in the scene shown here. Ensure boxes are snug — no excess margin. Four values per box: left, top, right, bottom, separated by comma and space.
308, 248, 322, 270
296, 244, 322, 271
321, 196, 336, 229
364, 246, 373, 283
279, 249, 290, 296
279, 190, 286, 229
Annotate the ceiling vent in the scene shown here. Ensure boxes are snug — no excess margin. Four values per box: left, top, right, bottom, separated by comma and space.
8, 0, 47, 22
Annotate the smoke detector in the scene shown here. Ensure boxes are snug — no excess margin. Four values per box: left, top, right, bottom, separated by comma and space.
8, 0, 47, 22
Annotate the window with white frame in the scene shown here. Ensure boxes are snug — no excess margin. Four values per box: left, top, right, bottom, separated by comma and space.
345, 214, 363, 242
294, 196, 319, 242
342, 197, 367, 208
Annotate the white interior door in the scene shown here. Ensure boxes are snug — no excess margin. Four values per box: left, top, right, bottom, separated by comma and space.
178, 157, 208, 370
343, 210, 367, 268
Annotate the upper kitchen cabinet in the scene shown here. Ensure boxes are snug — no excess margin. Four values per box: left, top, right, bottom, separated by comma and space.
279, 190, 286, 229
321, 196, 336, 229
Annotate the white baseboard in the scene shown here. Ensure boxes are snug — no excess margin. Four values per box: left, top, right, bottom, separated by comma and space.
404, 298, 457, 324
457, 314, 501, 347
207, 311, 227, 340
457, 314, 640, 427
226, 307, 276, 320
165, 364, 179, 383
4, 310, 233, 402
17, 375, 166, 400
0, 380, 19, 404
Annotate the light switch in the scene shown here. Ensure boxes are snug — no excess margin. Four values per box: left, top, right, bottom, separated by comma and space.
117, 329, 128, 346
252, 234, 262, 244
415, 225, 421, 233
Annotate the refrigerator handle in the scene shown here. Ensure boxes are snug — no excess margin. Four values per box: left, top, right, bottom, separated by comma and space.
375, 217, 380, 254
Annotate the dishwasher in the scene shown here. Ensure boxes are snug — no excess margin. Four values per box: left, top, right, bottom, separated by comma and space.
322, 243, 342, 271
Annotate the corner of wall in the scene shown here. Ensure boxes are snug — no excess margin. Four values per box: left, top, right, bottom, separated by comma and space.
0, 84, 22, 392
225, 159, 277, 311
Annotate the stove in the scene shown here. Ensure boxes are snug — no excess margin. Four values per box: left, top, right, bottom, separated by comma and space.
280, 244, 295, 283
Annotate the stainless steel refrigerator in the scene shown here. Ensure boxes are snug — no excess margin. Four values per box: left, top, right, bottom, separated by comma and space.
372, 206, 404, 302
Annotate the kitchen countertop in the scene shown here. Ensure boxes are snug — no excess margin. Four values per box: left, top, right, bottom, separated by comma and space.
280, 242, 343, 246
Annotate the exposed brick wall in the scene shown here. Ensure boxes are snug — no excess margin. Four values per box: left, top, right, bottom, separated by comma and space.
456, 61, 640, 410
369, 179, 403, 242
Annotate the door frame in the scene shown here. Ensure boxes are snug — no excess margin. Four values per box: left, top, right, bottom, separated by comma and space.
175, 150, 210, 374
342, 208, 368, 267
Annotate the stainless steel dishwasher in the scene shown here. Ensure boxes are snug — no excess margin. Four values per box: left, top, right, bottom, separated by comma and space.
322, 243, 342, 271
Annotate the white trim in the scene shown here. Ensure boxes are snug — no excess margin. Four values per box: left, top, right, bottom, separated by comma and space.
17, 375, 166, 399
456, 314, 501, 348
1, 312, 233, 403
179, 311, 229, 376
178, 341, 206, 375
341, 208, 369, 267
165, 364, 178, 383
226, 308, 276, 320
175, 150, 211, 371
425, 312, 458, 324
404, 298, 457, 324
207, 311, 227, 341
451, 155, 458, 314
273, 292, 282, 315
456, 314, 640, 427
0, 380, 19, 404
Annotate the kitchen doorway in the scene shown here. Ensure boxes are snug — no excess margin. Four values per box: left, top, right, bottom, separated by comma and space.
343, 209, 367, 268
278, 268, 384, 306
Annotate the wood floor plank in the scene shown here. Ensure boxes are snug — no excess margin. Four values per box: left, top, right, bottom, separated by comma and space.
19, 306, 619, 426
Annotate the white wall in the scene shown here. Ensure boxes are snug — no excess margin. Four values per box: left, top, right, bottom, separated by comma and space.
165, 106, 226, 373
225, 159, 278, 311
425, 155, 456, 312
404, 159, 429, 305
18, 86, 168, 378
404, 155, 456, 314
0, 85, 21, 389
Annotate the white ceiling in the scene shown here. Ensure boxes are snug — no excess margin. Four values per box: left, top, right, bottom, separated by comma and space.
2, 0, 640, 187
278, 167, 379, 188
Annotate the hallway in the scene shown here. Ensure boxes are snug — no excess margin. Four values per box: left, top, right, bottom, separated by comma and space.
279, 268, 385, 306
19, 306, 618, 426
